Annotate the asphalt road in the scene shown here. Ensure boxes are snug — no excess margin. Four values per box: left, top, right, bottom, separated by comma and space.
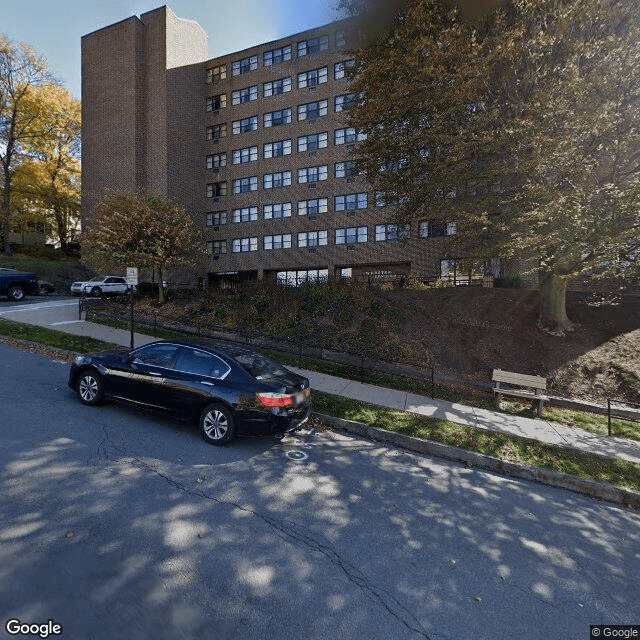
1, 343, 639, 640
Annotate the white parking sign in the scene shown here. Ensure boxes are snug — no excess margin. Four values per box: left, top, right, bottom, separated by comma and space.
126, 267, 138, 286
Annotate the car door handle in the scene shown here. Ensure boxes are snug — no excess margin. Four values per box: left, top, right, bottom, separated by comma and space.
148, 371, 162, 376
201, 381, 215, 386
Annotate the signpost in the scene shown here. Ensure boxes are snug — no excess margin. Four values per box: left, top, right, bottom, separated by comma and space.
126, 268, 139, 349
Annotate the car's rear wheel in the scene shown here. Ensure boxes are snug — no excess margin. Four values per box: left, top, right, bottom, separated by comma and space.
77, 370, 104, 405
8, 286, 25, 302
199, 404, 236, 445
90, 287, 102, 297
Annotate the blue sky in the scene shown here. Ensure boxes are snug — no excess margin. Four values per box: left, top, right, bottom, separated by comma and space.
0, 0, 344, 99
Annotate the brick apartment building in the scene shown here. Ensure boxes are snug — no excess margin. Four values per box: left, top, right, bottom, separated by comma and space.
82, 5, 496, 288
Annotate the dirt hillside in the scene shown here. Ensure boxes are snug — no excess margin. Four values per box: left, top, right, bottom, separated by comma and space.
121, 283, 640, 404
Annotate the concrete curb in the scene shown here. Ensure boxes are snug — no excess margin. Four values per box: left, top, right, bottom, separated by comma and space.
2, 336, 638, 510
314, 412, 640, 510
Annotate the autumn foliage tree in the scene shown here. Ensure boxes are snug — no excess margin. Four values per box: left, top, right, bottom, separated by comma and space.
343, 0, 640, 334
0, 33, 55, 255
12, 84, 81, 254
83, 192, 203, 303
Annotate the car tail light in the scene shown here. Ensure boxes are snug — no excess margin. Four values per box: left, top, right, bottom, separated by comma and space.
256, 392, 295, 407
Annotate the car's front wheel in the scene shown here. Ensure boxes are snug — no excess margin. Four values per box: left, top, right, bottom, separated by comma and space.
199, 404, 236, 445
8, 286, 26, 302
38, 283, 51, 295
90, 287, 102, 297
77, 370, 104, 405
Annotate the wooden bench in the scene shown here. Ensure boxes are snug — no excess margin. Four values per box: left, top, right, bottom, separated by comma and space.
492, 369, 548, 417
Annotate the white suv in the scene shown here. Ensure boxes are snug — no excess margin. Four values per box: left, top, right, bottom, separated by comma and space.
70, 276, 132, 297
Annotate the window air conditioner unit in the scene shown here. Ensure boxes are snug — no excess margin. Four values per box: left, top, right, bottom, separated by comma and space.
213, 226, 219, 231
346, 144, 355, 151
308, 86, 317, 91
308, 183, 317, 189
213, 255, 219, 260
308, 248, 317, 253
212, 109, 219, 115
308, 151, 317, 157
347, 244, 355, 250
212, 167, 219, 173
211, 197, 219, 203
212, 139, 219, 144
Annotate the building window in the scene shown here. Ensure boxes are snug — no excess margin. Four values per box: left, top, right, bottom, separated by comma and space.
375, 190, 409, 207
264, 108, 292, 128
277, 269, 329, 286
335, 193, 367, 211
206, 211, 227, 226
335, 161, 360, 179
206, 124, 227, 140
335, 127, 367, 145
206, 153, 227, 169
206, 65, 227, 83
336, 226, 367, 245
232, 55, 258, 76
298, 132, 328, 152
232, 237, 258, 253
207, 182, 227, 197
375, 224, 411, 241
298, 67, 328, 88
232, 116, 258, 134
298, 198, 328, 216
298, 230, 328, 247
264, 45, 292, 66
232, 86, 258, 105
232, 176, 258, 194
420, 220, 458, 237
233, 206, 258, 223
264, 139, 292, 158
206, 94, 227, 111
232, 146, 258, 165
264, 77, 292, 97
298, 99, 328, 121
264, 233, 292, 250
297, 35, 329, 57
335, 93, 358, 112
207, 240, 227, 255
298, 165, 328, 183
264, 202, 292, 220
334, 59, 355, 80
340, 267, 352, 278
264, 171, 292, 189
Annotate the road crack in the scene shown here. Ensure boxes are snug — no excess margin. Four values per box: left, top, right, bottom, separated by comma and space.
93, 426, 438, 640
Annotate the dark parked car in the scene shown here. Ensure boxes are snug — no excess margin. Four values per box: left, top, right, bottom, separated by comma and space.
68, 340, 312, 445
0, 267, 39, 301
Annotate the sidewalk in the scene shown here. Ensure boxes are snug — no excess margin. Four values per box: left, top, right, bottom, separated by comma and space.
3, 298, 640, 464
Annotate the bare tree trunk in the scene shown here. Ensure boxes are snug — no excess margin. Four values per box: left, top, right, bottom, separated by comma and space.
2, 167, 12, 256
538, 271, 574, 335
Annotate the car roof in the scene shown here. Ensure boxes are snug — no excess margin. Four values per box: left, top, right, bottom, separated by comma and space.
138, 339, 257, 359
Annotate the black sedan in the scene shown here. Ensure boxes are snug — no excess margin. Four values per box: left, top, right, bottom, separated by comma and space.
68, 340, 312, 445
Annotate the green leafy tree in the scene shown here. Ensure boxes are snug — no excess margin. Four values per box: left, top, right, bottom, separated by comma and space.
83, 191, 203, 303
0, 33, 54, 255
343, 0, 640, 334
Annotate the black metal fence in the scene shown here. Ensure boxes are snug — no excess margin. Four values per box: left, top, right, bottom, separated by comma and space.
82, 295, 640, 434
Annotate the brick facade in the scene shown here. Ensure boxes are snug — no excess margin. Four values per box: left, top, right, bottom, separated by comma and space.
82, 6, 489, 288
